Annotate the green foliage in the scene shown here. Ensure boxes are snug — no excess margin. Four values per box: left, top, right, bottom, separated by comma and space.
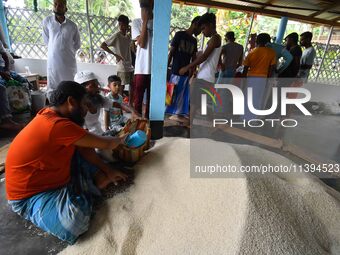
23, 0, 85, 12
251, 15, 281, 38
170, 4, 200, 29
24, 0, 49, 10
88, 0, 133, 18
23, 0, 133, 17
216, 9, 250, 47
169, 5, 251, 48
209, 8, 217, 15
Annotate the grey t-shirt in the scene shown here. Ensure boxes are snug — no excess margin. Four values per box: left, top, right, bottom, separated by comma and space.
298, 46, 316, 79
221, 42, 244, 70
105, 32, 134, 72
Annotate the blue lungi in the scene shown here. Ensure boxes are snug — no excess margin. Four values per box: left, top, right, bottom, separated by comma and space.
165, 74, 190, 117
8, 152, 101, 244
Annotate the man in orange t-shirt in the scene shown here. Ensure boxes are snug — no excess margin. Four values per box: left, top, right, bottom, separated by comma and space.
242, 33, 276, 120
6, 81, 128, 244
243, 33, 276, 78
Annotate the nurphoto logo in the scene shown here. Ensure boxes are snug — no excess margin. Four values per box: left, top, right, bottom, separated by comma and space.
200, 84, 312, 128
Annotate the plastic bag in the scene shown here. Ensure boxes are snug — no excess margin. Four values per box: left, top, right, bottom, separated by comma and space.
165, 82, 175, 106
5, 79, 31, 113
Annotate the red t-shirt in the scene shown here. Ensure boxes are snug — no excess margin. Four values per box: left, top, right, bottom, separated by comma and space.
6, 108, 87, 200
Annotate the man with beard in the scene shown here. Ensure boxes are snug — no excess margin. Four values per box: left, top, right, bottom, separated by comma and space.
42, 0, 81, 100
279, 33, 302, 78
74, 71, 139, 136
74, 71, 112, 135
5, 81, 128, 244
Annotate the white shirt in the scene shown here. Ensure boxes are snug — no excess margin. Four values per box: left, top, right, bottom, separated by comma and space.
42, 15, 81, 95
105, 32, 133, 72
84, 96, 112, 135
131, 18, 153, 75
197, 44, 222, 83
298, 46, 316, 80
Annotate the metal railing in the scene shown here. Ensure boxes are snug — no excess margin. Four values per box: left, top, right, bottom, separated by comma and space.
309, 41, 340, 85
6, 7, 119, 64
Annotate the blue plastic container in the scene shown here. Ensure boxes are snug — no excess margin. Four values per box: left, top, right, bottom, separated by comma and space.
125, 130, 147, 148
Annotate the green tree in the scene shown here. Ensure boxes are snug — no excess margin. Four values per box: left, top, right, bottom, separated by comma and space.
169, 3, 201, 43
251, 15, 280, 38
216, 9, 251, 47
24, 0, 86, 12
23, 0, 133, 17
89, 0, 133, 18
170, 3, 200, 30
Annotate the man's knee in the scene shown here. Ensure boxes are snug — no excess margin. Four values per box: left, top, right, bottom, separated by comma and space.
40, 194, 92, 244
62, 205, 91, 235
25, 189, 92, 244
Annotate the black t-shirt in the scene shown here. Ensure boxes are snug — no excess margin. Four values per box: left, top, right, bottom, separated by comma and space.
171, 31, 197, 76
279, 45, 302, 78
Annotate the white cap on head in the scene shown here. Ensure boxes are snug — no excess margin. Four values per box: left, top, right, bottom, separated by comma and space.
74, 71, 97, 84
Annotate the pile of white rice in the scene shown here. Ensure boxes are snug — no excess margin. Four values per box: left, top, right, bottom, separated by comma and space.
60, 138, 340, 255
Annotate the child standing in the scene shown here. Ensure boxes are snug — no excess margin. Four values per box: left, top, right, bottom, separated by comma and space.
104, 75, 139, 135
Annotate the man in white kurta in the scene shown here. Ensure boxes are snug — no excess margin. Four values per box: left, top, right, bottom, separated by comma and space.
42, 0, 80, 99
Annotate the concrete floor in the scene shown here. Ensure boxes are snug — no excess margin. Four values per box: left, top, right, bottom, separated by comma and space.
0, 179, 67, 255
284, 114, 340, 163
0, 113, 68, 255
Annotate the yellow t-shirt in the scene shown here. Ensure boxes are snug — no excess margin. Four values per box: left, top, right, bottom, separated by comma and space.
243, 47, 276, 77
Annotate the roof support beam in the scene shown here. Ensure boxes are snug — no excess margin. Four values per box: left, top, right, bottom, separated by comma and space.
309, 2, 340, 18
237, 0, 319, 12
173, 0, 340, 27
261, 0, 276, 10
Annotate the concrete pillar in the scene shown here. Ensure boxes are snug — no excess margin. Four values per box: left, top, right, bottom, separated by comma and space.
149, 0, 172, 139
275, 16, 288, 44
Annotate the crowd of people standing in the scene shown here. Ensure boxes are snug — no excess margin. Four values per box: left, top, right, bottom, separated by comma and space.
31, 0, 318, 125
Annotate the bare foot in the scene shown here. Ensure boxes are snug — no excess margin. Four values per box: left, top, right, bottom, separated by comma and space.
169, 115, 189, 126
168, 115, 179, 121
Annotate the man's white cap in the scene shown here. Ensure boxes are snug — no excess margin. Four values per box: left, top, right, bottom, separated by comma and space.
74, 71, 97, 84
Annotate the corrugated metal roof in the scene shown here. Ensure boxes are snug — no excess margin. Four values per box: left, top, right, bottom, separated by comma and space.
174, 0, 340, 26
